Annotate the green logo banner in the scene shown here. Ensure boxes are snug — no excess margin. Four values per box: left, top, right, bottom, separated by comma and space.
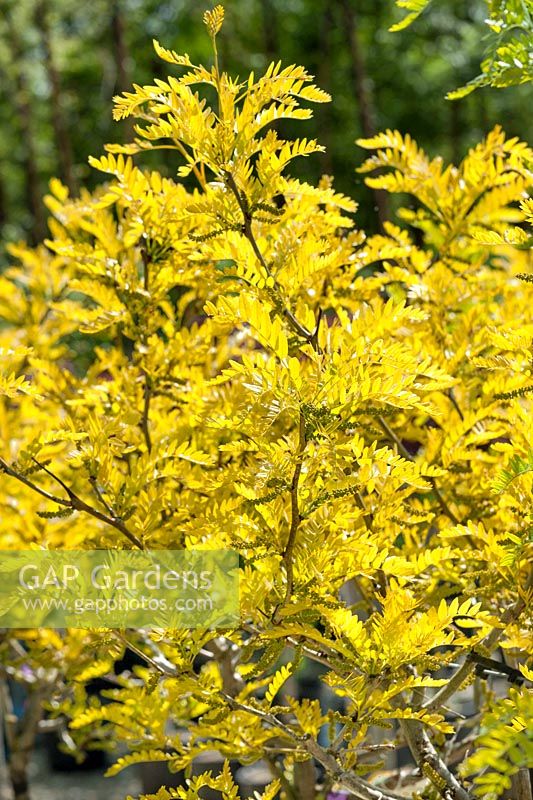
0, 550, 239, 629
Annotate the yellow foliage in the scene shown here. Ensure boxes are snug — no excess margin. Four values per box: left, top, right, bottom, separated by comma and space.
0, 8, 531, 800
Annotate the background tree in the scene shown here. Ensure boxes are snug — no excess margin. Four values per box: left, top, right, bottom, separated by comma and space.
0, 0, 531, 250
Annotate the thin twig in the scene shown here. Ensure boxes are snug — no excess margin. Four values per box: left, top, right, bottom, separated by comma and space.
141, 377, 152, 453
139, 248, 153, 453
0, 457, 67, 507
172, 137, 206, 189
217, 692, 405, 800
447, 389, 464, 421
354, 490, 373, 530
400, 718, 471, 800
224, 172, 315, 343
88, 475, 115, 516
123, 633, 406, 800
279, 410, 307, 614
377, 415, 460, 525
398, 677, 472, 800
425, 588, 530, 712
0, 456, 143, 549
242, 621, 357, 676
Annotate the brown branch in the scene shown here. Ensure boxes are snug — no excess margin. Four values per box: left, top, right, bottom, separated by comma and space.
0, 457, 68, 507
354, 490, 373, 531
425, 588, 530, 713
216, 692, 406, 800
213, 179, 329, 625
447, 388, 464, 421
279, 410, 307, 614
88, 475, 115, 516
0, 457, 142, 549
390, 674, 472, 800
224, 172, 315, 343
242, 621, 357, 676
124, 634, 406, 800
181, 140, 209, 188
294, 758, 316, 800
138, 248, 153, 454
38, 458, 143, 548
377, 415, 460, 525
504, 770, 532, 800
141, 377, 152, 453
0, 678, 49, 800
400, 718, 472, 800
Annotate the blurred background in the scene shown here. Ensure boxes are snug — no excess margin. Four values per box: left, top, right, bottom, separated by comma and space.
0, 0, 531, 251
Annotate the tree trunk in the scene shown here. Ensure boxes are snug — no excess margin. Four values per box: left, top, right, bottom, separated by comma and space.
0, 707, 10, 800
4, 7, 46, 244
339, 0, 389, 227
34, 0, 76, 194
8, 751, 30, 800
110, 0, 134, 140
477, 89, 489, 135
503, 770, 532, 800
259, 0, 279, 62
294, 758, 316, 800
449, 95, 461, 165
1, 679, 48, 800
501, 653, 533, 800
316, 1, 334, 174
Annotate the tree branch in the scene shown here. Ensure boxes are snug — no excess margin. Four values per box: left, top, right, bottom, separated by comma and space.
219, 693, 406, 800
377, 415, 460, 525
224, 172, 315, 343
0, 457, 68, 507
141, 376, 153, 453
280, 409, 307, 611
400, 718, 472, 800
425, 588, 530, 712
0, 457, 143, 549
127, 635, 406, 800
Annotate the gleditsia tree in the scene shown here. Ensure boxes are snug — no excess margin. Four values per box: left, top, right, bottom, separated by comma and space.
0, 6, 532, 800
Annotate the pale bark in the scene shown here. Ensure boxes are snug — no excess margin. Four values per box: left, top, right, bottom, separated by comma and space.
503, 770, 533, 800
294, 758, 316, 800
